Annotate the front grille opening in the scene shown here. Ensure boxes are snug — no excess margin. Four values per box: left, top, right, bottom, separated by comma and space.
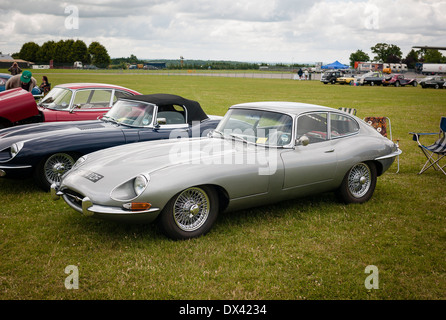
63, 189, 85, 210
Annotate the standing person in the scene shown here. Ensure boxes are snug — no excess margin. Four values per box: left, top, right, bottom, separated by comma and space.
39, 76, 51, 95
297, 68, 303, 80
5, 70, 37, 92
8, 62, 22, 75
304, 69, 309, 80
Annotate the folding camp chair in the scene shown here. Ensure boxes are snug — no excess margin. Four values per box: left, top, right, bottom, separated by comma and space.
338, 107, 357, 116
364, 116, 400, 173
409, 117, 446, 175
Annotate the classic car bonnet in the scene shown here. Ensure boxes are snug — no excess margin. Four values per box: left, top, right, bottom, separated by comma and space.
62, 137, 261, 190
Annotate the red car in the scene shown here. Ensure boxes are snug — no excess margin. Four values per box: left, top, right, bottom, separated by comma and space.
382, 74, 418, 87
0, 83, 141, 128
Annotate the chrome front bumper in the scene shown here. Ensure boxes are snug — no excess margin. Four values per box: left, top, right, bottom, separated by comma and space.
51, 184, 161, 222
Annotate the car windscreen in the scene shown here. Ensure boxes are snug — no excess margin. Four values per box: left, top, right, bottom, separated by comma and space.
215, 109, 293, 147
102, 100, 155, 127
38, 87, 73, 110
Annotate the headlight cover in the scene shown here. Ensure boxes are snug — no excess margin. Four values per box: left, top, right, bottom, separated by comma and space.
111, 174, 150, 201
72, 155, 87, 170
134, 174, 149, 196
10, 142, 24, 159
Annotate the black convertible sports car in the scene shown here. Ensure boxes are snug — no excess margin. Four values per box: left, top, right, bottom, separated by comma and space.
419, 76, 445, 89
0, 94, 222, 190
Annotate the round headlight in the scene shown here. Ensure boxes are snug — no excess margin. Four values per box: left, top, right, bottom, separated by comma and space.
10, 142, 24, 158
133, 175, 149, 196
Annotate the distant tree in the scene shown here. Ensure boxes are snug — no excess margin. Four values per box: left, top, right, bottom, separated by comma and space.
422, 49, 445, 63
54, 40, 70, 63
371, 43, 402, 63
36, 41, 56, 63
18, 42, 40, 62
88, 41, 110, 68
349, 49, 370, 67
402, 49, 419, 69
72, 40, 90, 63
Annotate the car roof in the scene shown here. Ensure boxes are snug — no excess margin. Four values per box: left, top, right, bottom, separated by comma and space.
122, 93, 209, 124
55, 83, 139, 93
230, 101, 334, 115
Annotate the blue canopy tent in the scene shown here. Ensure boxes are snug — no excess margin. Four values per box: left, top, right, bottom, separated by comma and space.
321, 60, 349, 69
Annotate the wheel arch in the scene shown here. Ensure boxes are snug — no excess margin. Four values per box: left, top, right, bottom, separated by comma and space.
198, 184, 230, 213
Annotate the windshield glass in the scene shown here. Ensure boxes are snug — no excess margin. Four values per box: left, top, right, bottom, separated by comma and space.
38, 87, 73, 110
215, 108, 293, 147
103, 100, 155, 127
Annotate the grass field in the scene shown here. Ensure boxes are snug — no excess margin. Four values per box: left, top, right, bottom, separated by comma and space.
0, 71, 445, 300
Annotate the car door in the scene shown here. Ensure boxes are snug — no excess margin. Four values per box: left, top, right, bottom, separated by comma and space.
280, 112, 337, 190
138, 104, 189, 141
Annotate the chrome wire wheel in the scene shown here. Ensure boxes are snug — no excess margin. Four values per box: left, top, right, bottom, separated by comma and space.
347, 163, 372, 198
173, 187, 211, 232
43, 153, 76, 185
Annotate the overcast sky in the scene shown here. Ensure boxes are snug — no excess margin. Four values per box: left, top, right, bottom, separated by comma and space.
0, 0, 445, 64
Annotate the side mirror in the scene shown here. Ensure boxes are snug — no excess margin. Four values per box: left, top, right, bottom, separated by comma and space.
296, 135, 309, 146
157, 118, 167, 125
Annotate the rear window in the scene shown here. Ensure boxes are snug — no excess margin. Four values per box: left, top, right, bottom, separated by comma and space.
330, 113, 359, 138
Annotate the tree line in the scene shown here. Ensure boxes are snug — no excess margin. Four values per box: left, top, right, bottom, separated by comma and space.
13, 39, 111, 68
349, 43, 446, 68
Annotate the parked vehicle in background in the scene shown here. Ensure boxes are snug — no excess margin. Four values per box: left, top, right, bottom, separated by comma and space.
415, 63, 446, 75
382, 74, 418, 87
419, 76, 445, 89
0, 94, 222, 190
357, 72, 385, 86
320, 70, 344, 84
354, 62, 406, 74
0, 83, 140, 128
73, 61, 83, 69
336, 75, 356, 85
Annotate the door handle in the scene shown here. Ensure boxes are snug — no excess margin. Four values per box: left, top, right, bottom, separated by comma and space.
324, 149, 335, 153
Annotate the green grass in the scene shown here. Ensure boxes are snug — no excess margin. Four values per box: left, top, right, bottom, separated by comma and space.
0, 72, 445, 300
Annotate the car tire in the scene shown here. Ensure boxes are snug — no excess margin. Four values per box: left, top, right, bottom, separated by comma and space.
370, 81, 375, 86
395, 81, 400, 87
434, 84, 439, 89
412, 81, 418, 87
158, 186, 219, 240
336, 162, 377, 204
34, 152, 79, 191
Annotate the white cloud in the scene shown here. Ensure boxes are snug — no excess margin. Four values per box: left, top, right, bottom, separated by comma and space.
0, 0, 445, 63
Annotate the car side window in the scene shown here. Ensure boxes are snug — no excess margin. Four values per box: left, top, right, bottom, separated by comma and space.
330, 113, 359, 138
296, 112, 328, 143
157, 104, 186, 125
73, 89, 112, 109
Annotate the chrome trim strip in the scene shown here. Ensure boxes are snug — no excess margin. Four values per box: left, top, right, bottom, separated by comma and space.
375, 149, 402, 160
0, 164, 33, 169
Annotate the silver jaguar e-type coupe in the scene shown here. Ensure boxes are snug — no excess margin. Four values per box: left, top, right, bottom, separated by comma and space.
52, 102, 401, 240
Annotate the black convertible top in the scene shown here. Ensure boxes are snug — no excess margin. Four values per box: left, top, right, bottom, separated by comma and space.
123, 93, 209, 124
